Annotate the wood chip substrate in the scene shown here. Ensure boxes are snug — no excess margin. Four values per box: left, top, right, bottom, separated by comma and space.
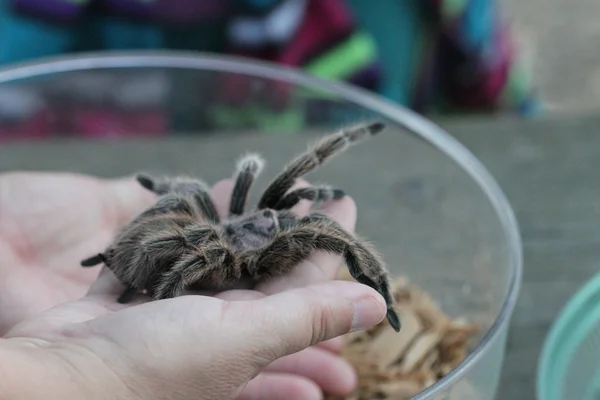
326, 269, 480, 399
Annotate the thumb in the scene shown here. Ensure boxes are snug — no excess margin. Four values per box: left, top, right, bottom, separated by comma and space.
223, 280, 386, 369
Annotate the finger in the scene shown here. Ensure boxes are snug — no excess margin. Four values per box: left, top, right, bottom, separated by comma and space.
316, 337, 344, 353
315, 195, 357, 233
222, 280, 386, 370
103, 176, 156, 229
215, 291, 351, 392
215, 290, 355, 395
255, 195, 357, 294
299, 195, 357, 282
264, 346, 356, 396
210, 178, 314, 219
288, 178, 312, 217
210, 178, 235, 220
238, 373, 322, 400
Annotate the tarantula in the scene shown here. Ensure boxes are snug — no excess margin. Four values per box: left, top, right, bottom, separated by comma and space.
80, 121, 401, 332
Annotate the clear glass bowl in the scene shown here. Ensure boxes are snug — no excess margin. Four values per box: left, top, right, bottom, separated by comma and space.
0, 51, 522, 399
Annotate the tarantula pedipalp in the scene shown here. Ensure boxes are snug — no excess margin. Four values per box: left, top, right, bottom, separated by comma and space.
80, 121, 401, 332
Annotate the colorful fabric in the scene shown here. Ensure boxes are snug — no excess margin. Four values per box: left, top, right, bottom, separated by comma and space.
0, 0, 539, 141
211, 0, 382, 131
10, 0, 230, 23
416, 0, 538, 115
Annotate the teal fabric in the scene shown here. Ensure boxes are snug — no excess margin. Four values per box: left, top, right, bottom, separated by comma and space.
96, 17, 165, 50
346, 0, 421, 106
0, 0, 75, 62
0, 2, 228, 63
464, 0, 495, 50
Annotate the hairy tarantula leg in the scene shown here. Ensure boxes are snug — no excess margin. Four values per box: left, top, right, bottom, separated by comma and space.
123, 226, 218, 290
257, 121, 385, 210
230, 153, 264, 216
136, 174, 220, 224
344, 251, 401, 332
136, 174, 158, 192
139, 194, 196, 218
305, 215, 400, 331
153, 256, 209, 298
80, 253, 107, 267
117, 287, 137, 304
246, 221, 400, 332
276, 209, 301, 230
153, 246, 237, 299
272, 186, 345, 211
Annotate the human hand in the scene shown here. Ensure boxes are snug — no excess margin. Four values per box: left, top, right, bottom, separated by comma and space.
3, 271, 385, 400
0, 171, 375, 398
0, 171, 156, 335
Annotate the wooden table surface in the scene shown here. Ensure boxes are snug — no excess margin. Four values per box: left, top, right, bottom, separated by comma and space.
2, 114, 598, 399
440, 114, 600, 399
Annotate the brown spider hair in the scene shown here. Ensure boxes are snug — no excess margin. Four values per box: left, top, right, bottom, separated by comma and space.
81, 121, 401, 332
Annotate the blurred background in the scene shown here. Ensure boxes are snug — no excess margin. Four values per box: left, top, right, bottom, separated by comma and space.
0, 0, 595, 140
0, 0, 544, 140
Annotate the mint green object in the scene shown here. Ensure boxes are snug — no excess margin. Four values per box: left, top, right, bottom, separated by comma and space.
209, 103, 304, 134
537, 270, 600, 399
304, 30, 377, 81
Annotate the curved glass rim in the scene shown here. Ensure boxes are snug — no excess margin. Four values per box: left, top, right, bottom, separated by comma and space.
0, 50, 523, 398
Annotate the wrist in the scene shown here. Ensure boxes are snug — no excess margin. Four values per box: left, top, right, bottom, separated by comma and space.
0, 338, 92, 399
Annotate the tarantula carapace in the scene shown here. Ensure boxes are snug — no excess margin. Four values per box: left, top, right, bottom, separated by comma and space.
81, 121, 401, 332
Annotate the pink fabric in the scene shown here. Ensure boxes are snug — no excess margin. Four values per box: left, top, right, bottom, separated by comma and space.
72, 109, 167, 138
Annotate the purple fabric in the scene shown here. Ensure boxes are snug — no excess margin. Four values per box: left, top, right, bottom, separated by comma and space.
11, 0, 231, 23
10, 0, 85, 21
347, 63, 381, 91
102, 0, 231, 22
101, 0, 155, 20
155, 0, 231, 22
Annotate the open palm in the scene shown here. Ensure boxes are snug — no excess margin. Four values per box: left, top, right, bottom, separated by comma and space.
0, 171, 156, 335
0, 171, 361, 398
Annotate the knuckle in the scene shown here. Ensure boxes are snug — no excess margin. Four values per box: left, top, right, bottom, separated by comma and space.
307, 301, 335, 345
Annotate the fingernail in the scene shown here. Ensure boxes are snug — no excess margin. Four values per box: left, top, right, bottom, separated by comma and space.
350, 297, 386, 332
